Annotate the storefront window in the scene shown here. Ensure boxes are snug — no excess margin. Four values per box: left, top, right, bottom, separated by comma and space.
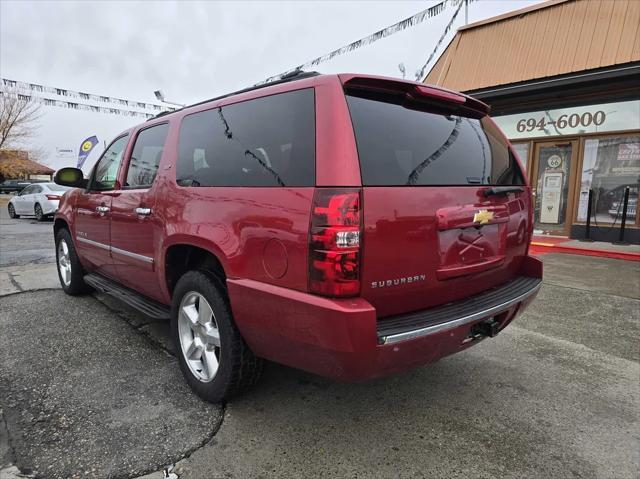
577, 136, 639, 225
511, 142, 529, 171
534, 143, 574, 233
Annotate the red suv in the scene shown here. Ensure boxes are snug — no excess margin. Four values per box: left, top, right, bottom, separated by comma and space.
53, 72, 542, 402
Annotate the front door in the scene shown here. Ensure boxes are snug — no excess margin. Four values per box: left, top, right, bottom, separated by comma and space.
110, 123, 169, 302
531, 140, 578, 236
74, 134, 129, 278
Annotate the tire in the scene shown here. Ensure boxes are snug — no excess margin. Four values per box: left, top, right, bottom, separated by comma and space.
7, 203, 19, 219
171, 271, 263, 403
34, 203, 45, 221
55, 228, 90, 295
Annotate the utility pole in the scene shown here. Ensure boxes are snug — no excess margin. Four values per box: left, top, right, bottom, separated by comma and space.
464, 0, 468, 25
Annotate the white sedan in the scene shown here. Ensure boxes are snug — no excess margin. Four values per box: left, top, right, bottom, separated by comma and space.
7, 183, 71, 221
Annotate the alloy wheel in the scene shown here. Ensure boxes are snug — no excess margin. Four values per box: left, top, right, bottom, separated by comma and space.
8, 204, 15, 218
57, 239, 72, 287
35, 204, 43, 220
178, 291, 221, 383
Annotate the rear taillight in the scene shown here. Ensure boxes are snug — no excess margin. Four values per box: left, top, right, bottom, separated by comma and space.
46, 194, 61, 200
309, 188, 361, 297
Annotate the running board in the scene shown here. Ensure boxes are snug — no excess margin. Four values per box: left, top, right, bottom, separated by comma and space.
84, 273, 170, 320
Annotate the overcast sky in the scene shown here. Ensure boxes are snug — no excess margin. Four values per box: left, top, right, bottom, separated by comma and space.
1, 0, 541, 170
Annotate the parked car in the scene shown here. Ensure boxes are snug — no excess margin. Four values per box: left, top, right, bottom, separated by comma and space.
7, 182, 71, 220
606, 185, 638, 219
53, 72, 542, 403
0, 179, 32, 194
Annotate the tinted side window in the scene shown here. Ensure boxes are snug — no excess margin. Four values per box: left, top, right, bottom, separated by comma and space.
125, 124, 169, 188
346, 94, 524, 186
92, 135, 129, 191
177, 89, 315, 187
47, 184, 70, 192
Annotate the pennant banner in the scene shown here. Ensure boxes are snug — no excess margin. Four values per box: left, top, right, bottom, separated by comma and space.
256, 0, 467, 86
414, 0, 465, 81
0, 78, 173, 113
77, 135, 99, 168
0, 90, 159, 119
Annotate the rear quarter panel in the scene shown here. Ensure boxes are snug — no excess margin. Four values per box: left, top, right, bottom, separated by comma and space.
158, 183, 315, 292
154, 77, 357, 300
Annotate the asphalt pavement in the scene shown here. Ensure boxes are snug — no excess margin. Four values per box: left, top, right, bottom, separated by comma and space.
0, 197, 638, 478
0, 196, 56, 268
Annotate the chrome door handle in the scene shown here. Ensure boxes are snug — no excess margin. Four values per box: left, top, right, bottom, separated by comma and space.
95, 206, 110, 213
135, 207, 152, 216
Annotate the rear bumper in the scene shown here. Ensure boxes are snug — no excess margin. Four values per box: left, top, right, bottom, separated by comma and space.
40, 200, 59, 215
227, 255, 543, 381
377, 276, 541, 345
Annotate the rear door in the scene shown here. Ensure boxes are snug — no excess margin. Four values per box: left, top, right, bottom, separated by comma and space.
29, 185, 44, 214
74, 135, 129, 278
110, 122, 169, 302
344, 83, 531, 318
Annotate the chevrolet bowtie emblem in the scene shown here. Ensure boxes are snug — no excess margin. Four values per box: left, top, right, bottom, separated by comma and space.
473, 209, 494, 225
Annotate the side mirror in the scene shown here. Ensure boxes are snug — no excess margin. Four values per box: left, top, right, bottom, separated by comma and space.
54, 167, 88, 189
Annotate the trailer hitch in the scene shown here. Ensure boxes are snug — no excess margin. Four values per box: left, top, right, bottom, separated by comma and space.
472, 318, 500, 338
462, 318, 501, 344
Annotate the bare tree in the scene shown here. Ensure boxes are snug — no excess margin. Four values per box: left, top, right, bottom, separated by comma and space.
0, 89, 42, 150
28, 146, 51, 166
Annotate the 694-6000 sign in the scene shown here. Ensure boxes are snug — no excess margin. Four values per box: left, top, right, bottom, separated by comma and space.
516, 111, 606, 133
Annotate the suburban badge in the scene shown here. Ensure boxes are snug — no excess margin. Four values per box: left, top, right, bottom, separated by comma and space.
371, 274, 426, 289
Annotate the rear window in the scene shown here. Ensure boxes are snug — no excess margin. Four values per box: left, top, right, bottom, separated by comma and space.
177, 89, 315, 187
346, 93, 524, 186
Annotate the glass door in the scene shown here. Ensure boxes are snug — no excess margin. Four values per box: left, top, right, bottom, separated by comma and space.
531, 140, 578, 236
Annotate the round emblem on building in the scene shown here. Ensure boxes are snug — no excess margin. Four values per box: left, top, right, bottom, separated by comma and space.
547, 154, 562, 168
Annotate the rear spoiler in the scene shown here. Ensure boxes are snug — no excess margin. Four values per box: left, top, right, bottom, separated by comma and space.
340, 74, 490, 118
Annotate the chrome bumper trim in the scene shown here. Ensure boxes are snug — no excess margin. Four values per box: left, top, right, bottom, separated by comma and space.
379, 280, 542, 345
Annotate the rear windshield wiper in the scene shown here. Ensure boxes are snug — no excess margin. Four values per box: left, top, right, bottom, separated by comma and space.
483, 186, 524, 197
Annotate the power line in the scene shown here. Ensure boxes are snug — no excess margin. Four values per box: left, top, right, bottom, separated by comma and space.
255, 0, 462, 86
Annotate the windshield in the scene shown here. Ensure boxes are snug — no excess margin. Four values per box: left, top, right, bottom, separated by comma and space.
346, 92, 525, 187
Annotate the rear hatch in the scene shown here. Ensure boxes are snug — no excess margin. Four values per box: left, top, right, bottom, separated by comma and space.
342, 77, 532, 318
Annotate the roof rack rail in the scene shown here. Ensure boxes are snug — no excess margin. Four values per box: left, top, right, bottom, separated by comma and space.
148, 70, 320, 121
